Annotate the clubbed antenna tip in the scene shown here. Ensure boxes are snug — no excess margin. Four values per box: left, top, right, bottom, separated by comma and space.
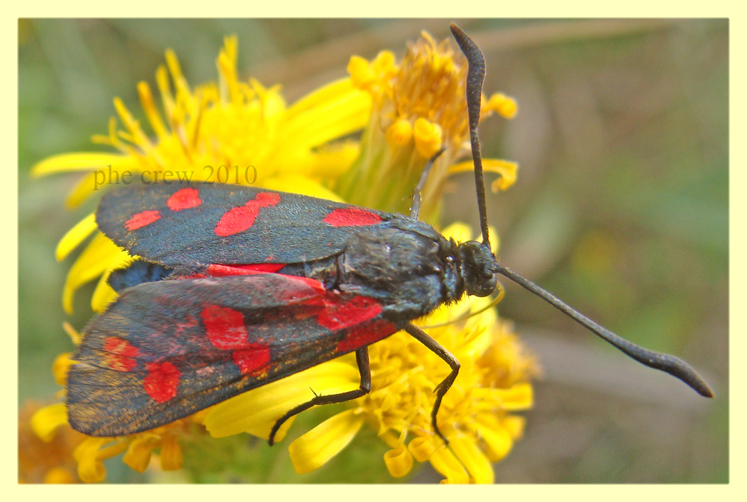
450, 23, 491, 248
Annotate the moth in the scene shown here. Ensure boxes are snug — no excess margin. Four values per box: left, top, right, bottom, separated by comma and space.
67, 24, 713, 445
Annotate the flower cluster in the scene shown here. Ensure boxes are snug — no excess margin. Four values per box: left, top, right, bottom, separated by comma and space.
27, 30, 536, 483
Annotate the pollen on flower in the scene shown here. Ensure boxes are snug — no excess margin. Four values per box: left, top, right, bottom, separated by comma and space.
338, 31, 519, 221
347, 56, 377, 90
413, 118, 443, 158
485, 92, 518, 119
283, 225, 536, 483
385, 119, 413, 147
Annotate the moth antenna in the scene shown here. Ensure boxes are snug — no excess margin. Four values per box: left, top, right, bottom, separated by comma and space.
450, 23, 491, 248
496, 263, 714, 398
452, 23, 713, 399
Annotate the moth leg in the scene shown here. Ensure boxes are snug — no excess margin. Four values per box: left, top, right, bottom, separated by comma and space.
410, 147, 446, 219
268, 347, 372, 446
403, 322, 460, 445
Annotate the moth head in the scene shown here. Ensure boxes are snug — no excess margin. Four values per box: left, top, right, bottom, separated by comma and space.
458, 241, 498, 297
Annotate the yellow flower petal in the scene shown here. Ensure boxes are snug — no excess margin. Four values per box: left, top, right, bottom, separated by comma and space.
408, 436, 436, 462
280, 81, 371, 152
56, 213, 96, 261
123, 435, 158, 473
137, 81, 168, 139
448, 436, 494, 484
286, 78, 355, 120
91, 276, 119, 313
62, 321, 82, 345
114, 97, 153, 149
30, 403, 68, 442
204, 359, 360, 439
428, 446, 469, 484
77, 458, 106, 483
96, 440, 129, 460
384, 445, 413, 478
288, 409, 364, 474
62, 234, 125, 314
30, 153, 138, 177
65, 170, 112, 209
310, 141, 360, 179
448, 159, 518, 192
474, 414, 514, 462
52, 353, 72, 386
503, 415, 526, 440
159, 434, 183, 471
493, 383, 534, 410
90, 251, 134, 312
262, 175, 344, 202
74, 438, 109, 483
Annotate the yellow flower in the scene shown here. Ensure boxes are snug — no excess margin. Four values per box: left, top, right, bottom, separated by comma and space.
32, 36, 371, 314
30, 30, 536, 483
197, 36, 531, 484
338, 31, 519, 223
210, 224, 538, 483
19, 401, 84, 483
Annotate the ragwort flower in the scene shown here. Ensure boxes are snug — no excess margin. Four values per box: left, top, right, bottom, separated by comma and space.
28, 30, 536, 484
338, 30, 519, 222
288, 224, 537, 483
32, 36, 371, 315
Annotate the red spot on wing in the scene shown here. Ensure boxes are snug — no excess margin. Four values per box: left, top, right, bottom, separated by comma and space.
335, 319, 397, 353
143, 361, 180, 403
167, 187, 202, 211
323, 208, 382, 227
206, 263, 286, 276
125, 210, 161, 230
199, 304, 272, 375
215, 192, 281, 236
317, 296, 383, 331
102, 337, 139, 372
232, 345, 271, 375
201, 305, 249, 350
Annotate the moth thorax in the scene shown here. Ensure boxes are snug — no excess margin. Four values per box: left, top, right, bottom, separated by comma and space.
458, 241, 498, 297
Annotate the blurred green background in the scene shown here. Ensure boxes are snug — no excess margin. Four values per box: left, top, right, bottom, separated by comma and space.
18, 19, 727, 483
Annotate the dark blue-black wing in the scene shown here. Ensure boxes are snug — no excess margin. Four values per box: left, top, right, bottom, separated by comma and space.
67, 273, 401, 436
96, 181, 396, 268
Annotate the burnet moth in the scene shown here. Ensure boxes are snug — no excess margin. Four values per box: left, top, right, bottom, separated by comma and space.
66, 24, 713, 446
